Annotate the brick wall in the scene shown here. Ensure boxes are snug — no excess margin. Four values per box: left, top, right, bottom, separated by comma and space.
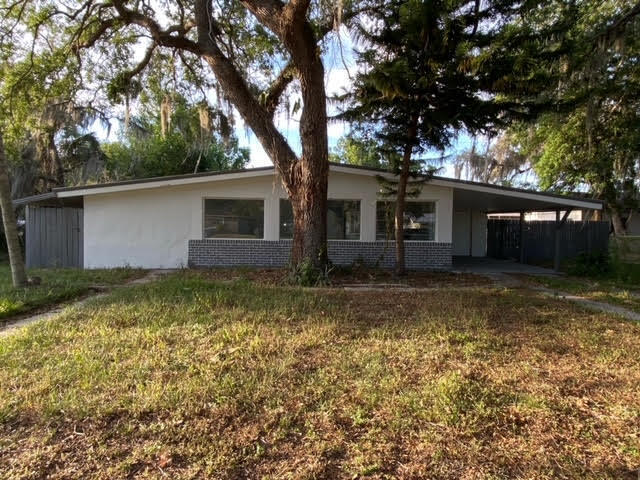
188, 239, 452, 270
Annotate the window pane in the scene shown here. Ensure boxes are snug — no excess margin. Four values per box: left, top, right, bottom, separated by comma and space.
279, 199, 294, 239
376, 201, 435, 241
328, 200, 360, 240
204, 199, 264, 239
280, 199, 361, 240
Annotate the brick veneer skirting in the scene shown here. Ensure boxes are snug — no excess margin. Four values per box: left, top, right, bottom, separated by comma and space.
188, 239, 452, 270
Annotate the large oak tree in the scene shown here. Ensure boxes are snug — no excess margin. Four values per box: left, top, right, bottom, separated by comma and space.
2, 0, 361, 271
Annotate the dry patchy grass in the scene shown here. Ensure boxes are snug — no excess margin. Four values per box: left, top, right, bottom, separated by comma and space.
0, 272, 639, 479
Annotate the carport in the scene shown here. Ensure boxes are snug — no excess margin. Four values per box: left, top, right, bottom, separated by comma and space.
438, 179, 606, 271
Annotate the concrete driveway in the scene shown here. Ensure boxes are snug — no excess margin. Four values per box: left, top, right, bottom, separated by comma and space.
452, 256, 558, 275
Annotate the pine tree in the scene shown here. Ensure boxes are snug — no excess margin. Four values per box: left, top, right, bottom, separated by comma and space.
342, 0, 542, 274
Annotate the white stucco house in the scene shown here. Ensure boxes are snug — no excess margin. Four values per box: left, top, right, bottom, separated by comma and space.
17, 163, 603, 270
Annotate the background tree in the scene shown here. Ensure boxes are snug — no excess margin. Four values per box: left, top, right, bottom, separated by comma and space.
0, 133, 26, 286
500, 0, 640, 235
330, 133, 393, 169
0, 3, 82, 285
454, 134, 531, 187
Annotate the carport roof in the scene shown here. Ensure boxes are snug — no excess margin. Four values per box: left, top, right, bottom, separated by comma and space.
14, 163, 603, 212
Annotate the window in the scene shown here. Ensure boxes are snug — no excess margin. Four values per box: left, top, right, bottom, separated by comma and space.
203, 199, 264, 239
280, 199, 361, 240
376, 201, 436, 241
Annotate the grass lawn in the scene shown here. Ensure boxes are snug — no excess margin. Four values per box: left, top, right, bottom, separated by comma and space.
0, 264, 146, 321
521, 274, 640, 313
1, 271, 639, 479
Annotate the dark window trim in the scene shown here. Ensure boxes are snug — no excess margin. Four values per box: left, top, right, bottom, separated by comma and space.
279, 198, 362, 241
202, 197, 266, 240
376, 200, 438, 242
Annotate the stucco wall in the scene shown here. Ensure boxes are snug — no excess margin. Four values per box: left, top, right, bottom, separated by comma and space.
83, 170, 454, 268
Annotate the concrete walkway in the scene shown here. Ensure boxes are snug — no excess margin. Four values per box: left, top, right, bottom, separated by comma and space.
488, 272, 640, 322
0, 269, 172, 337
342, 268, 640, 323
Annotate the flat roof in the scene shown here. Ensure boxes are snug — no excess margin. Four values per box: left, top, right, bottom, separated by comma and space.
14, 162, 603, 211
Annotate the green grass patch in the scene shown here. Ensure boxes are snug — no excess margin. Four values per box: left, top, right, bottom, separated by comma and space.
0, 263, 145, 320
1, 271, 639, 478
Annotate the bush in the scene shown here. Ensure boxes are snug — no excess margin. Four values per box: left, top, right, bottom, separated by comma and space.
566, 249, 640, 285
287, 258, 333, 287
566, 251, 611, 277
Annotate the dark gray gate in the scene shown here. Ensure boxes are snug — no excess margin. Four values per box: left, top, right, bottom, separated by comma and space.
26, 206, 83, 268
487, 219, 609, 263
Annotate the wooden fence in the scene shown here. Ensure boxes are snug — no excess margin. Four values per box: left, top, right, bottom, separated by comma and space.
487, 219, 609, 263
26, 206, 83, 268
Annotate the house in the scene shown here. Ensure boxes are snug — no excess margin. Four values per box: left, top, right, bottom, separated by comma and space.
15, 163, 603, 270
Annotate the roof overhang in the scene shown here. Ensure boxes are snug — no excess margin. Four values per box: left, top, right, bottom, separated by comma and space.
448, 181, 602, 212
13, 192, 83, 208
330, 164, 602, 211
14, 163, 603, 212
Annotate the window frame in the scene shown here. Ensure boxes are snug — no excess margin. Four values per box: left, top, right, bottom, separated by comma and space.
201, 197, 266, 240
375, 199, 438, 242
278, 197, 363, 241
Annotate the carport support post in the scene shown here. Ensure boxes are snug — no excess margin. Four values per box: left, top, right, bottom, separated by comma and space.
519, 211, 525, 264
554, 209, 572, 271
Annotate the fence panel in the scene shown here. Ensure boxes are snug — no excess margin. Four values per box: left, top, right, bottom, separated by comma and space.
487, 219, 609, 263
26, 206, 83, 268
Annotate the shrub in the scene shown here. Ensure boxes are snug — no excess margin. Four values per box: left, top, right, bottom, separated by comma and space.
566, 251, 611, 277
566, 248, 640, 285
287, 258, 334, 287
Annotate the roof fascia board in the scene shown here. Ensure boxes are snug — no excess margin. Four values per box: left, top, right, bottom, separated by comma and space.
56, 168, 276, 198
49, 163, 601, 211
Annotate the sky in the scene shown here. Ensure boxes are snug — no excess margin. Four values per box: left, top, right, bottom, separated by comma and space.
231, 29, 468, 178
96, 28, 471, 179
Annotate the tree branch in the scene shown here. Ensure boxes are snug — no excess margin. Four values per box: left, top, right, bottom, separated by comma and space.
124, 42, 156, 81
110, 0, 203, 54
240, 0, 285, 36
263, 62, 297, 117
592, 0, 640, 48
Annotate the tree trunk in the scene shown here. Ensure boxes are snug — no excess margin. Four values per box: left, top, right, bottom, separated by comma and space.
0, 131, 28, 287
394, 119, 419, 276
610, 207, 627, 236
197, 2, 329, 270
286, 21, 329, 268
289, 161, 328, 268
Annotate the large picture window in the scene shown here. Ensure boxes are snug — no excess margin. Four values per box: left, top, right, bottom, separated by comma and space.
280, 199, 361, 240
203, 199, 264, 239
376, 201, 436, 241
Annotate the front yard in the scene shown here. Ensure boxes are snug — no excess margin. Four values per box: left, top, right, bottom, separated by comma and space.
1, 270, 639, 479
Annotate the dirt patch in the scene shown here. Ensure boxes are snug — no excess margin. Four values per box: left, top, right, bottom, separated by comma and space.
196, 266, 490, 288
